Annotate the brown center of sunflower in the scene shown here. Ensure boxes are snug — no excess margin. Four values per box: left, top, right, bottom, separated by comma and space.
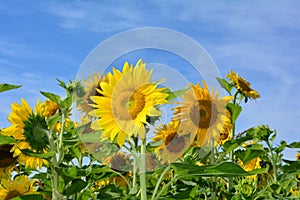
238, 78, 252, 92
113, 90, 146, 121
0, 145, 17, 168
5, 190, 22, 200
189, 100, 218, 129
166, 134, 185, 153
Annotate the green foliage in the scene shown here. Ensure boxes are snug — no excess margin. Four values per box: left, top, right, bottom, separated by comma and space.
0, 83, 21, 93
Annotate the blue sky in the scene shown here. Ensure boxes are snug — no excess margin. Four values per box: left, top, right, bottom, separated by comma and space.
0, 1, 299, 159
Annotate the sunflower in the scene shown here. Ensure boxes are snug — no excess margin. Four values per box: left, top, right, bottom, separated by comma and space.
90, 59, 169, 146
0, 175, 39, 199
78, 73, 109, 114
152, 121, 189, 163
173, 81, 231, 147
35, 99, 59, 117
0, 144, 17, 179
215, 111, 233, 145
227, 69, 260, 99
102, 151, 132, 172
1, 99, 49, 169
238, 157, 261, 180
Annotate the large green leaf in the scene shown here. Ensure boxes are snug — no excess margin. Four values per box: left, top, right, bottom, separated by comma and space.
287, 142, 300, 148
171, 162, 260, 177
40, 91, 61, 104
0, 83, 21, 93
64, 179, 87, 196
165, 88, 187, 101
227, 103, 242, 125
0, 135, 16, 145
216, 77, 233, 94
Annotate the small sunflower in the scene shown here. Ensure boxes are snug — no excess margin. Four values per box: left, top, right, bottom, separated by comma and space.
78, 73, 109, 114
152, 121, 189, 163
102, 151, 132, 172
227, 69, 260, 99
238, 157, 261, 180
90, 59, 168, 146
35, 99, 59, 117
2, 99, 49, 169
0, 175, 39, 199
0, 144, 17, 179
215, 111, 233, 145
173, 81, 231, 147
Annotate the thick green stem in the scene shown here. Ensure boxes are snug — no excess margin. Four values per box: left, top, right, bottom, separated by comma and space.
210, 139, 216, 200
151, 166, 171, 200
266, 140, 278, 182
140, 137, 147, 200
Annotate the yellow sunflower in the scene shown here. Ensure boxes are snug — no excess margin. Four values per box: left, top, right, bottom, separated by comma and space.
79, 73, 109, 114
1, 99, 49, 169
215, 111, 233, 145
90, 59, 169, 146
0, 175, 38, 199
35, 99, 59, 117
227, 69, 260, 99
152, 121, 189, 163
173, 81, 231, 147
0, 145, 17, 179
238, 157, 261, 180
102, 151, 131, 171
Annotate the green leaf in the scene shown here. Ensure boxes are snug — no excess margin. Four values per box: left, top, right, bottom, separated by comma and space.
227, 103, 242, 124
282, 160, 300, 173
216, 77, 233, 94
12, 194, 44, 200
0, 135, 16, 145
64, 179, 87, 196
40, 91, 61, 104
235, 149, 265, 164
47, 113, 60, 131
287, 142, 300, 148
61, 96, 73, 109
165, 88, 187, 101
171, 162, 252, 177
0, 83, 21, 93
21, 149, 55, 159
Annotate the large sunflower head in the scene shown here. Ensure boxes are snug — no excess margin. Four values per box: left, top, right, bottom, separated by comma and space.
2, 99, 49, 169
78, 73, 109, 114
0, 175, 39, 199
173, 81, 231, 147
152, 121, 189, 163
227, 70, 260, 100
90, 59, 169, 146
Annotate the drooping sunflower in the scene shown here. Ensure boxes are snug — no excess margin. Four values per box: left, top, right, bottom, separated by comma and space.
152, 121, 189, 163
0, 175, 39, 199
173, 81, 231, 147
102, 151, 132, 172
227, 69, 260, 99
1, 99, 50, 169
90, 59, 169, 146
78, 73, 110, 114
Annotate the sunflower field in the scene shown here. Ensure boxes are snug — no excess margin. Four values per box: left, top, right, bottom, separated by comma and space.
0, 59, 299, 200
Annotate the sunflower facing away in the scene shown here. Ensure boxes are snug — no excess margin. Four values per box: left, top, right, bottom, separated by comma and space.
152, 121, 189, 163
238, 157, 262, 180
0, 175, 38, 199
227, 69, 260, 99
173, 81, 231, 147
78, 73, 109, 114
1, 99, 53, 169
90, 59, 169, 146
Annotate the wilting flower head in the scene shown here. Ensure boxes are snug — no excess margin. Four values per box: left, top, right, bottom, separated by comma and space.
173, 81, 231, 147
89, 59, 168, 147
227, 69, 260, 100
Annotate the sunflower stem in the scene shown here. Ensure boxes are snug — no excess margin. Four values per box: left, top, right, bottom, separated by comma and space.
266, 140, 278, 182
210, 139, 216, 200
151, 165, 171, 200
140, 137, 147, 200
